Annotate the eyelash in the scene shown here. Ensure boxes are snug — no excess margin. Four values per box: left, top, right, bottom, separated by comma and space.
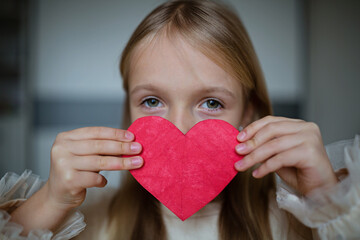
140, 97, 224, 112
140, 97, 164, 110
200, 98, 224, 112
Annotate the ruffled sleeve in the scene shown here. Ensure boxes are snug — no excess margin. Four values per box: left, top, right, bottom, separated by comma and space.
0, 170, 86, 240
276, 134, 360, 240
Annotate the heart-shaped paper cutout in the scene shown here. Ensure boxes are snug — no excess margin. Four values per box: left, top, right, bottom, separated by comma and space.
126, 116, 242, 220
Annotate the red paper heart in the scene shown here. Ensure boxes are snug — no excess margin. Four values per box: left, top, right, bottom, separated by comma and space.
126, 116, 242, 220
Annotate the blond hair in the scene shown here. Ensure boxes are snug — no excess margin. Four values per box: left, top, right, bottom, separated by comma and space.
108, 0, 310, 239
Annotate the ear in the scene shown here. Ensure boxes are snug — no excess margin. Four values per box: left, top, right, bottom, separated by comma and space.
240, 102, 254, 127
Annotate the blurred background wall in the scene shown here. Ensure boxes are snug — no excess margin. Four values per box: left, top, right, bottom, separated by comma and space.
1, 0, 359, 179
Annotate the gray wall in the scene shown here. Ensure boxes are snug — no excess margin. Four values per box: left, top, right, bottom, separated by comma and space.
306, 0, 360, 144
33, 0, 303, 101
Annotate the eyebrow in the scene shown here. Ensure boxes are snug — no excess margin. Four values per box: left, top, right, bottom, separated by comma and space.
130, 83, 237, 99
130, 84, 164, 95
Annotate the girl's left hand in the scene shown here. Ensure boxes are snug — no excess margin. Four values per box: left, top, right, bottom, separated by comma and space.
234, 115, 339, 195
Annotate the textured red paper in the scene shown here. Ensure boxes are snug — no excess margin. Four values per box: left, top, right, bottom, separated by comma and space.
126, 116, 243, 221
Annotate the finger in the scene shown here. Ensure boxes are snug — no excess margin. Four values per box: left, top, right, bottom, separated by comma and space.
66, 140, 142, 156
251, 146, 304, 178
61, 127, 135, 142
235, 133, 302, 171
68, 171, 108, 190
235, 121, 306, 155
72, 155, 143, 171
237, 116, 302, 142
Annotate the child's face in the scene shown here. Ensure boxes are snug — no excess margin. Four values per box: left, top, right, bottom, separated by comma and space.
127, 35, 246, 133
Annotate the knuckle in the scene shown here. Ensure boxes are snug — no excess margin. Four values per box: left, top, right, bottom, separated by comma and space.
118, 158, 126, 169
249, 138, 258, 148
68, 190, 87, 204
307, 122, 320, 133
264, 115, 273, 121
94, 140, 104, 152
55, 132, 66, 141
275, 153, 285, 163
93, 127, 103, 138
84, 127, 99, 139
112, 128, 122, 140
69, 188, 80, 197
265, 159, 277, 171
119, 142, 128, 153
265, 122, 277, 132
63, 171, 75, 185
81, 127, 91, 134
264, 115, 280, 122
269, 137, 281, 149
125, 157, 135, 169
245, 120, 257, 132
296, 118, 305, 123
245, 153, 254, 163
121, 157, 131, 169
51, 143, 65, 157
303, 142, 316, 156
55, 157, 68, 168
250, 150, 259, 162
260, 163, 270, 174
97, 156, 107, 169
278, 116, 290, 121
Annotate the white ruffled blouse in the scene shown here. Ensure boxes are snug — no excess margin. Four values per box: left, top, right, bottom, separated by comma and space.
1, 135, 359, 240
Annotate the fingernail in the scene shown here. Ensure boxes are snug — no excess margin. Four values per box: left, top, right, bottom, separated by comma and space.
236, 143, 246, 152
235, 160, 246, 170
130, 142, 141, 152
131, 157, 143, 167
238, 131, 246, 141
125, 131, 134, 140
252, 169, 258, 177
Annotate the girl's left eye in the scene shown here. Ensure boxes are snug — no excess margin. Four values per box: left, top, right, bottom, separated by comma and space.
200, 99, 223, 111
141, 98, 163, 108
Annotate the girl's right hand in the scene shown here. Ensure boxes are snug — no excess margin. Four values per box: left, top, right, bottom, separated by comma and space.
44, 127, 143, 211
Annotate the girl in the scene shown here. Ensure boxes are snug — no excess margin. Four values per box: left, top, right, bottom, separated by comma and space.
1, 0, 359, 239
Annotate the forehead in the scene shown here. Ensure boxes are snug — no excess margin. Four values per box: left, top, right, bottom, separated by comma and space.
128, 33, 242, 93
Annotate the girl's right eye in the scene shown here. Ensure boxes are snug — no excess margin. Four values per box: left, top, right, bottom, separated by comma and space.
141, 97, 163, 108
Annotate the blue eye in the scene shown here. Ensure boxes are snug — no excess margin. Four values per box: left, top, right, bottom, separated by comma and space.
200, 99, 223, 110
142, 98, 163, 108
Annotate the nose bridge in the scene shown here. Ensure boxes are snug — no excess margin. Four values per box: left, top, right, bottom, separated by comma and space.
168, 106, 195, 134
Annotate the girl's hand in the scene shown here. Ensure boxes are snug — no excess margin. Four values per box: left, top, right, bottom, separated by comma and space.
234, 116, 338, 195
45, 127, 143, 211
